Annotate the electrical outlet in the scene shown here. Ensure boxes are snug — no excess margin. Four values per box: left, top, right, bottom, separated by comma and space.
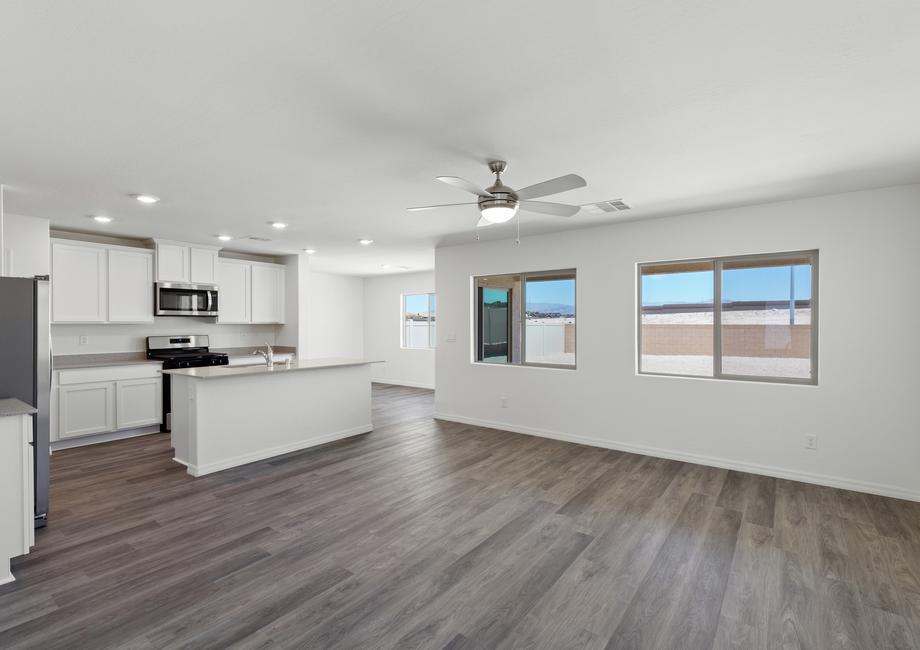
79, 335, 89, 346
500, 396, 509, 408
804, 434, 817, 450
446, 332, 457, 343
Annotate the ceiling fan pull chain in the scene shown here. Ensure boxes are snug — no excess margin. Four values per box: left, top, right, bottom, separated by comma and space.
515, 211, 520, 245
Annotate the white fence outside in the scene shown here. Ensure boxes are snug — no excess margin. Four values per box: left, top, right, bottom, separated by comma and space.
404, 320, 435, 349
525, 322, 572, 364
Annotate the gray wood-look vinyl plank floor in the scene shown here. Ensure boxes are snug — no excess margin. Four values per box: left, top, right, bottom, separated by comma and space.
1, 383, 918, 649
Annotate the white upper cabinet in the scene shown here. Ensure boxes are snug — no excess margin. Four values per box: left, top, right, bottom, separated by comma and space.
153, 240, 220, 284
155, 242, 190, 283
190, 247, 218, 284
217, 259, 251, 324
250, 263, 285, 324
51, 240, 154, 324
107, 249, 154, 323
1, 213, 50, 278
51, 242, 107, 323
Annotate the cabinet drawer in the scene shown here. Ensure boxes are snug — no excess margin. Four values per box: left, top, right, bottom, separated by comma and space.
58, 364, 161, 385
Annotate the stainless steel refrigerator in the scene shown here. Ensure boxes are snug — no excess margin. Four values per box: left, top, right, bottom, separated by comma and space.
0, 276, 50, 527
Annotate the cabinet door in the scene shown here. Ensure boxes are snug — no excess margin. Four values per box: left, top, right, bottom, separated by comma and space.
115, 378, 162, 429
23, 418, 34, 550
51, 243, 107, 323
251, 264, 285, 324
217, 260, 251, 323
107, 249, 154, 322
156, 244, 190, 283
2, 213, 50, 278
58, 382, 115, 438
190, 248, 218, 284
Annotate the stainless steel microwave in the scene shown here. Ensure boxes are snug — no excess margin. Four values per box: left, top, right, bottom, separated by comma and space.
155, 282, 219, 317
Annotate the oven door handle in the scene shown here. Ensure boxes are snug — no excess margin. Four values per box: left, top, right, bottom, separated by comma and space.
207, 290, 213, 313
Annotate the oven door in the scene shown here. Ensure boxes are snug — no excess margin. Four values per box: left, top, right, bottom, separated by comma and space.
155, 282, 219, 317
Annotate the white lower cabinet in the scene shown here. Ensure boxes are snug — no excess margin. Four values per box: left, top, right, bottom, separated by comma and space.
54, 364, 162, 442
58, 382, 116, 439
115, 378, 162, 429
1, 412, 34, 584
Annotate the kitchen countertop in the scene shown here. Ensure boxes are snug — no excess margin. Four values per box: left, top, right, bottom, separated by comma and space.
212, 346, 296, 356
53, 347, 297, 369
162, 358, 382, 379
0, 398, 38, 417
53, 352, 161, 369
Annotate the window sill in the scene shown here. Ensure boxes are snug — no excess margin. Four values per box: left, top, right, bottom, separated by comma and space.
636, 370, 817, 387
471, 361, 576, 371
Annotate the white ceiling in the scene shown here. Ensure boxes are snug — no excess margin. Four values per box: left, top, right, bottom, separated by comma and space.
2, 1, 920, 275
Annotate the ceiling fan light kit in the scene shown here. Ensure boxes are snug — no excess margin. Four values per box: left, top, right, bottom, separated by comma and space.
410, 160, 588, 234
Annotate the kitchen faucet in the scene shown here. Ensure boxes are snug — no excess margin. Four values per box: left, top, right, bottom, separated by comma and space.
253, 343, 274, 367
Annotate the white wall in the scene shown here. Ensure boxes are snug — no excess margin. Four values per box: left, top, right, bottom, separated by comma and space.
276, 254, 301, 349
298, 266, 364, 358
364, 271, 435, 388
435, 184, 920, 501
52, 319, 279, 355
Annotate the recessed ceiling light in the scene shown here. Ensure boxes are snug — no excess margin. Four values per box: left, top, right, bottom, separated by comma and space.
217, 235, 232, 241
92, 215, 113, 223
381, 264, 392, 269
303, 249, 317, 254
358, 238, 374, 245
131, 194, 160, 204
271, 222, 288, 230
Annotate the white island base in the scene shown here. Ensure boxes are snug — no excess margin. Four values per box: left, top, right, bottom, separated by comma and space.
166, 359, 377, 477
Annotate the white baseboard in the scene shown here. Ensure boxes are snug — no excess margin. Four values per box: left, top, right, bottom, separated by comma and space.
0, 572, 14, 586
373, 380, 435, 390
433, 412, 920, 503
51, 425, 161, 451
183, 424, 373, 477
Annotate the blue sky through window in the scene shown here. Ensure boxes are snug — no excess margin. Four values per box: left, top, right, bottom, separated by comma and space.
405, 293, 429, 314
642, 265, 811, 306
525, 279, 575, 309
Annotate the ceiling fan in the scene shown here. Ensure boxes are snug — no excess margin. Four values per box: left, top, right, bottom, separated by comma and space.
408, 161, 586, 227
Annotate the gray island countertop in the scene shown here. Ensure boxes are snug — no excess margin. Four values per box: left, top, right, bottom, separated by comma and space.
0, 398, 38, 417
161, 358, 382, 379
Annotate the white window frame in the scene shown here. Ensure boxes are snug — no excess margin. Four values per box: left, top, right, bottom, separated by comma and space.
637, 250, 818, 385
473, 269, 577, 370
401, 292, 436, 350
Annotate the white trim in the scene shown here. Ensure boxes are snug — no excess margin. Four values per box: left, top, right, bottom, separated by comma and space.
372, 380, 435, 390
433, 412, 920, 503
50, 425, 160, 451
181, 424, 373, 477
0, 558, 14, 586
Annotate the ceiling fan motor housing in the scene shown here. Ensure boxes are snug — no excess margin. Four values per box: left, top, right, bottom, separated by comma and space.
479, 160, 519, 222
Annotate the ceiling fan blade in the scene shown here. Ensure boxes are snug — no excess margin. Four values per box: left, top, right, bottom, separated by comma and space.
476, 217, 494, 227
436, 176, 494, 197
514, 174, 586, 200
407, 202, 478, 212
520, 200, 580, 217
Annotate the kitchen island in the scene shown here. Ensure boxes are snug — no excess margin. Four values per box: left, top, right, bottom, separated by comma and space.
163, 358, 380, 476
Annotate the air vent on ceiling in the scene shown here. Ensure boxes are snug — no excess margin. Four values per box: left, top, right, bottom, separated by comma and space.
588, 199, 631, 213
246, 236, 272, 242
